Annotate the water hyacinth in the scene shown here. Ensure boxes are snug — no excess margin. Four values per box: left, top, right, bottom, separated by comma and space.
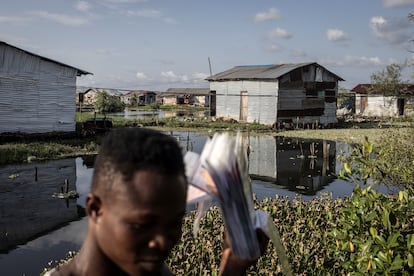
166, 187, 413, 275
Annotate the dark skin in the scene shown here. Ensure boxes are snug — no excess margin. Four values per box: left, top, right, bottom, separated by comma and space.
51, 169, 268, 276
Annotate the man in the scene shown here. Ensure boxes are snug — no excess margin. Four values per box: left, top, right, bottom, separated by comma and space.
49, 128, 266, 275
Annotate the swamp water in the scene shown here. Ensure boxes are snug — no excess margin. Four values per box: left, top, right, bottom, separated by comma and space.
0, 132, 366, 275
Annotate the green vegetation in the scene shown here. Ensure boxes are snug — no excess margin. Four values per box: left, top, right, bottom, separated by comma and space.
37, 117, 413, 275
168, 125, 413, 274
93, 90, 125, 113
339, 129, 414, 189
3, 109, 414, 274
165, 186, 414, 275
0, 138, 99, 165
136, 104, 208, 111
76, 112, 273, 132
370, 63, 410, 96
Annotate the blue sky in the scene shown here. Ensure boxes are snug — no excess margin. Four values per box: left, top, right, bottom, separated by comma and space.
1, 0, 413, 92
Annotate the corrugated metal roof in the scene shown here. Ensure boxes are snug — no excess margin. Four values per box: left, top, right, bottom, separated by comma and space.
0, 41, 92, 76
351, 83, 414, 95
206, 62, 344, 81
351, 84, 372, 94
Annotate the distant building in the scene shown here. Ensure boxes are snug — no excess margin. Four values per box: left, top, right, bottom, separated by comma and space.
0, 41, 91, 133
159, 88, 210, 106
121, 90, 157, 106
351, 84, 414, 117
206, 62, 344, 127
77, 88, 122, 111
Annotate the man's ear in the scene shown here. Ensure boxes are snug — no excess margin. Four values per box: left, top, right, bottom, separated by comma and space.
86, 193, 103, 222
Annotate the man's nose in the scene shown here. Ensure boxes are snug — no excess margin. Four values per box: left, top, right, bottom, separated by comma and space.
148, 230, 169, 250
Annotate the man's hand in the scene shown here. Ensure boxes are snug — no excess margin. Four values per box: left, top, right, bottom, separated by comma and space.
219, 229, 269, 276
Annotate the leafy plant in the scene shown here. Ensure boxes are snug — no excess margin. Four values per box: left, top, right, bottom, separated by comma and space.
339, 127, 414, 189
94, 90, 125, 114
331, 186, 414, 275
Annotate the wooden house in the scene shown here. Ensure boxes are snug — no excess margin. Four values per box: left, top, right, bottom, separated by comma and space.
0, 41, 91, 133
206, 62, 344, 127
351, 84, 414, 117
159, 88, 210, 106
76, 88, 99, 110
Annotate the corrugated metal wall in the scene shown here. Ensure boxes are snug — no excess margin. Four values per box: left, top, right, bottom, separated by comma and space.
210, 80, 278, 125
0, 44, 77, 133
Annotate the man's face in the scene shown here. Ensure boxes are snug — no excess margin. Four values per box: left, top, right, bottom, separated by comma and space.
93, 169, 187, 275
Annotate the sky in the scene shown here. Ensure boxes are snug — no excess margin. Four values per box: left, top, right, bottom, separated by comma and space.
1, 0, 414, 92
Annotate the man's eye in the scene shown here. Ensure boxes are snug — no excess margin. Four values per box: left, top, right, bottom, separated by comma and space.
130, 223, 150, 230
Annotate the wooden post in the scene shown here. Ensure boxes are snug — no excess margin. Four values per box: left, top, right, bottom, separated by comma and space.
65, 179, 69, 193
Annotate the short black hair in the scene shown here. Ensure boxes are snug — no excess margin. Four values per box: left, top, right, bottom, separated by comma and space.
91, 127, 186, 193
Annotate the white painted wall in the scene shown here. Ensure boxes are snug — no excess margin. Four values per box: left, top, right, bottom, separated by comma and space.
0, 44, 78, 133
356, 94, 398, 117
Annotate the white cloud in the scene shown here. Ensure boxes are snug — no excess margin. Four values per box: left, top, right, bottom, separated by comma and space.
192, 72, 209, 80
103, 0, 147, 3
290, 49, 307, 57
265, 44, 282, 52
371, 16, 387, 26
326, 28, 349, 42
268, 28, 292, 39
254, 8, 281, 22
322, 55, 382, 67
0, 15, 31, 24
75, 1, 91, 12
344, 56, 382, 66
161, 70, 188, 83
383, 0, 414, 8
161, 70, 178, 78
96, 49, 118, 55
30, 11, 88, 26
370, 16, 411, 45
124, 9, 161, 18
135, 72, 148, 80
160, 70, 209, 84
164, 17, 178, 24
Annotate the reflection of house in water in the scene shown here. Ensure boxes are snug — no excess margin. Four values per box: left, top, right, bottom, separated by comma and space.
81, 155, 97, 168
0, 159, 79, 253
249, 136, 337, 195
163, 110, 209, 119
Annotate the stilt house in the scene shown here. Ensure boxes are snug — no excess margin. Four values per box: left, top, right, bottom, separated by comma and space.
206, 62, 344, 128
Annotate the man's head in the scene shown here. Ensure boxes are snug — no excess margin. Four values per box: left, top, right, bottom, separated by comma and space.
86, 128, 187, 275
91, 127, 186, 194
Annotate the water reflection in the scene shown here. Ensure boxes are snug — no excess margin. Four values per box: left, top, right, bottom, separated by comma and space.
0, 132, 355, 275
0, 159, 80, 253
249, 136, 338, 195
108, 109, 209, 120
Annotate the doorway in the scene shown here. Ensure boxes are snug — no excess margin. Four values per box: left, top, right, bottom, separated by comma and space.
239, 91, 248, 121
397, 98, 405, 116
